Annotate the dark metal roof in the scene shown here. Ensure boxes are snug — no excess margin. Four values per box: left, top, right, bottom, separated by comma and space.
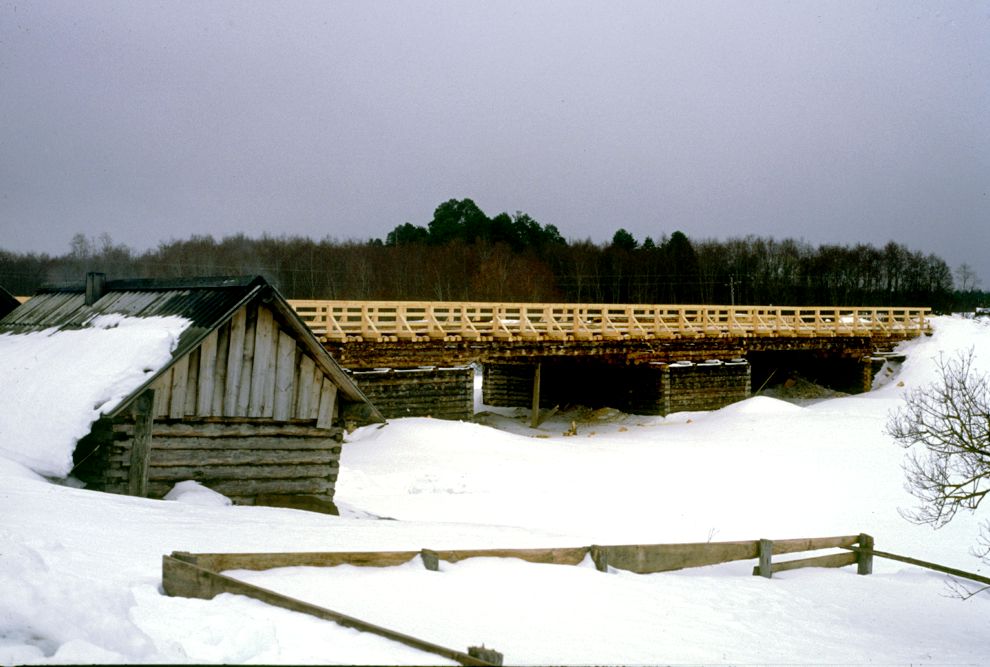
0, 275, 381, 421
4, 275, 265, 329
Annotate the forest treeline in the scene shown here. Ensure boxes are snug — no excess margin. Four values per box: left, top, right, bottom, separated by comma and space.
1, 198, 985, 312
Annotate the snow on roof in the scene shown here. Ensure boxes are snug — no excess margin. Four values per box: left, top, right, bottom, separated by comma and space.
0, 313, 189, 478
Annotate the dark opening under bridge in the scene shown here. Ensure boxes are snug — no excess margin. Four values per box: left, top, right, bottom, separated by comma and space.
287, 301, 931, 420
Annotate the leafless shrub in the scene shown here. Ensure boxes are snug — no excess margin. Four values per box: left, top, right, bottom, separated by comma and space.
886, 348, 990, 588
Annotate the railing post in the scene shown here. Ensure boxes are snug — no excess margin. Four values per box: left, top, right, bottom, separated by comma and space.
757, 539, 773, 579
857, 533, 874, 575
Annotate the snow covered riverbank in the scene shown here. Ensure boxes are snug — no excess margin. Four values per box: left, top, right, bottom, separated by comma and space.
2, 316, 989, 664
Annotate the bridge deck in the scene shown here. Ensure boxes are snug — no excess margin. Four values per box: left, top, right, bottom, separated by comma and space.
288, 301, 930, 343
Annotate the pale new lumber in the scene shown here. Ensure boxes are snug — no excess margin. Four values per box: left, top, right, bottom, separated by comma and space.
294, 300, 930, 342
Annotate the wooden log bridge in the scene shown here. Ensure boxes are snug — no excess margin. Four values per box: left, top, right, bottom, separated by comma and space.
284, 301, 929, 419
291, 301, 929, 344
290, 300, 929, 368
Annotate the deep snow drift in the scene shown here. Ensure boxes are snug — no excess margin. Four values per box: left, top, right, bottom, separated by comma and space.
2, 316, 990, 664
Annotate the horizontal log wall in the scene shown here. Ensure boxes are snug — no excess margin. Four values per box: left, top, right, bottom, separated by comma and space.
482, 361, 750, 416
350, 367, 474, 421
482, 363, 666, 413
662, 362, 751, 414
481, 363, 533, 408
149, 303, 339, 428
73, 418, 343, 510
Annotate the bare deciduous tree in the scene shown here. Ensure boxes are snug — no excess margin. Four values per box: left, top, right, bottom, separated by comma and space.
886, 348, 990, 595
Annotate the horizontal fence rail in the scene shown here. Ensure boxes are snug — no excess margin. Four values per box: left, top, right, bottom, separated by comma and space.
163, 534, 874, 665
288, 300, 931, 342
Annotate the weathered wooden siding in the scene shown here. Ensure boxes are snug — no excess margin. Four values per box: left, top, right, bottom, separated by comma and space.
73, 300, 353, 512
150, 303, 338, 427
73, 418, 343, 510
351, 367, 473, 421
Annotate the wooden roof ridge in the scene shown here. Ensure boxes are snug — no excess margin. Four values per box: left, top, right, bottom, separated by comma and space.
34, 275, 266, 294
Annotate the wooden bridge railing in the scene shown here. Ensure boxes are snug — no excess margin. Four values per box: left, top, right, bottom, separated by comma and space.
288, 301, 931, 342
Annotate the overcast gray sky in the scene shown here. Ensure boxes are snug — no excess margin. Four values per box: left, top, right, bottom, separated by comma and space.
2, 1, 988, 285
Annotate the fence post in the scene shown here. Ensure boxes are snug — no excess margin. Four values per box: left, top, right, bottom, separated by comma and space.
420, 549, 440, 572
590, 545, 609, 572
757, 539, 774, 579
857, 533, 874, 575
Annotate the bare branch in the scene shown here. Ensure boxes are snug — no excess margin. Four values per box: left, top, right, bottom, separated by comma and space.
886, 348, 990, 597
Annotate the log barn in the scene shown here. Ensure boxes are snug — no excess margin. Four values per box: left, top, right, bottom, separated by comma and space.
0, 274, 382, 513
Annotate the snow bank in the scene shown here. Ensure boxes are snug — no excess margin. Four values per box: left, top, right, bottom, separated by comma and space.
0, 315, 188, 478
884, 315, 990, 391
2, 314, 990, 664
164, 481, 233, 507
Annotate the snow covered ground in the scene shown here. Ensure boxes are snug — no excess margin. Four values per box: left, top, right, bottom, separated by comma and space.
2, 316, 990, 664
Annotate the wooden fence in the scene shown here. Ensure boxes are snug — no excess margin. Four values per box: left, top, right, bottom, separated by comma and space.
288, 301, 931, 342
163, 533, 881, 665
